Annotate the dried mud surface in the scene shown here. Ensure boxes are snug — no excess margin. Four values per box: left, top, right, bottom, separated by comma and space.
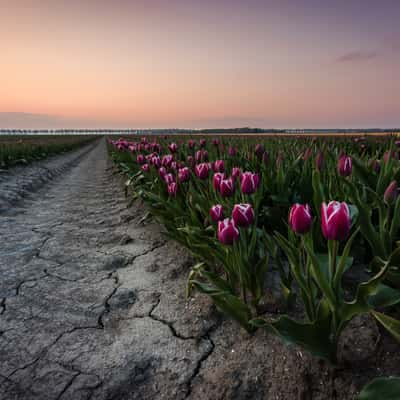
0, 139, 399, 400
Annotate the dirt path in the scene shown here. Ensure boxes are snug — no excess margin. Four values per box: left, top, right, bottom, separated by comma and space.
1, 139, 399, 400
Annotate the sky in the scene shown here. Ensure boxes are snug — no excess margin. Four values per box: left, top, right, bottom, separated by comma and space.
1, 0, 400, 129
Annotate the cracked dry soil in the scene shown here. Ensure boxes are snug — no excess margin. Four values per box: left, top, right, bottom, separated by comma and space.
1, 139, 400, 400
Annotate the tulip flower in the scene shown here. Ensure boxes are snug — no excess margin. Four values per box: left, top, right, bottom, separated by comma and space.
141, 164, 150, 173
212, 138, 220, 146
158, 167, 167, 179
315, 152, 324, 171
178, 167, 191, 182
137, 154, 145, 165
232, 203, 255, 227
167, 182, 178, 197
213, 172, 225, 190
228, 146, 236, 157
151, 156, 161, 168
195, 150, 203, 163
171, 161, 178, 170
188, 139, 195, 149
219, 177, 235, 197
255, 144, 264, 158
337, 155, 352, 177
384, 181, 399, 204
168, 142, 178, 153
210, 204, 224, 222
203, 151, 209, 161
288, 204, 312, 234
217, 218, 240, 245
240, 172, 260, 194
187, 155, 194, 167
231, 167, 242, 181
162, 154, 174, 168
371, 159, 381, 173
195, 163, 210, 179
213, 160, 225, 173
321, 201, 351, 241
164, 173, 175, 185
199, 138, 206, 148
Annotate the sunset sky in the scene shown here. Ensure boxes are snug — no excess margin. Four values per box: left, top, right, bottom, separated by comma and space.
1, 0, 400, 129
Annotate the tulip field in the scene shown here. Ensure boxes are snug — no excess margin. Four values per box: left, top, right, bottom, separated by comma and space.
108, 134, 400, 396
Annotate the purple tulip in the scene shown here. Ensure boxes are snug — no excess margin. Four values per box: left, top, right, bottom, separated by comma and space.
188, 139, 195, 149
199, 138, 206, 148
384, 181, 399, 204
195, 163, 210, 179
213, 172, 225, 190
178, 167, 191, 182
187, 155, 195, 167
219, 177, 235, 197
141, 164, 150, 173
164, 173, 175, 185
228, 146, 237, 157
137, 154, 145, 165
321, 201, 351, 241
217, 218, 240, 245
168, 143, 178, 153
162, 154, 174, 168
195, 150, 203, 163
210, 204, 224, 222
232, 204, 255, 227
212, 138, 220, 146
167, 182, 178, 197
213, 160, 225, 173
338, 155, 352, 177
152, 156, 161, 168
288, 204, 312, 234
240, 172, 260, 194
158, 167, 167, 179
231, 167, 242, 181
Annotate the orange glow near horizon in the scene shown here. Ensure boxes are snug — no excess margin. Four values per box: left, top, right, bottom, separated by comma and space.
1, 1, 400, 129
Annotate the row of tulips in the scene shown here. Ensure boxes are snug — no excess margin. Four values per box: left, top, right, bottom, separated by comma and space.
108, 134, 400, 364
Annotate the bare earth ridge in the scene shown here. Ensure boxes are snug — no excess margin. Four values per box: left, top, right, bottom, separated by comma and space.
1, 139, 399, 400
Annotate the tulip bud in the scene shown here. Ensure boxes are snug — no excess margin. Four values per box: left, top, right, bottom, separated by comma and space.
217, 218, 240, 245
158, 167, 167, 179
187, 155, 194, 167
164, 173, 175, 185
213, 160, 225, 173
321, 201, 351, 241
255, 144, 264, 158
195, 150, 203, 163
141, 164, 150, 173
188, 139, 195, 149
168, 143, 178, 153
213, 172, 225, 190
289, 204, 312, 234
195, 163, 210, 179
219, 177, 235, 197
240, 172, 260, 194
338, 155, 352, 177
231, 167, 242, 181
203, 151, 209, 161
167, 182, 178, 197
178, 167, 191, 182
210, 205, 224, 222
315, 152, 324, 171
137, 154, 145, 165
232, 203, 255, 227
384, 181, 399, 204
228, 146, 236, 157
199, 138, 206, 148
212, 138, 220, 146
370, 159, 380, 173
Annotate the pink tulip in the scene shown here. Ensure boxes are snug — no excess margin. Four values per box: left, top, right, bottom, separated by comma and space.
167, 182, 178, 197
152, 156, 161, 168
164, 173, 175, 185
213, 160, 225, 173
210, 205, 224, 222
231, 167, 242, 181
219, 177, 235, 197
168, 143, 178, 153
217, 218, 240, 245
384, 181, 399, 204
178, 167, 191, 182
137, 154, 145, 165
195, 150, 203, 163
162, 154, 174, 168
240, 172, 260, 194
321, 201, 351, 241
195, 163, 210, 179
232, 204, 255, 227
141, 164, 150, 172
158, 167, 167, 179
289, 204, 312, 234
213, 172, 225, 190
338, 155, 352, 177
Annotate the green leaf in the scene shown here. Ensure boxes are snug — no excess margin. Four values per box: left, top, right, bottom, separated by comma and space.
368, 284, 400, 308
357, 377, 400, 400
372, 311, 400, 343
